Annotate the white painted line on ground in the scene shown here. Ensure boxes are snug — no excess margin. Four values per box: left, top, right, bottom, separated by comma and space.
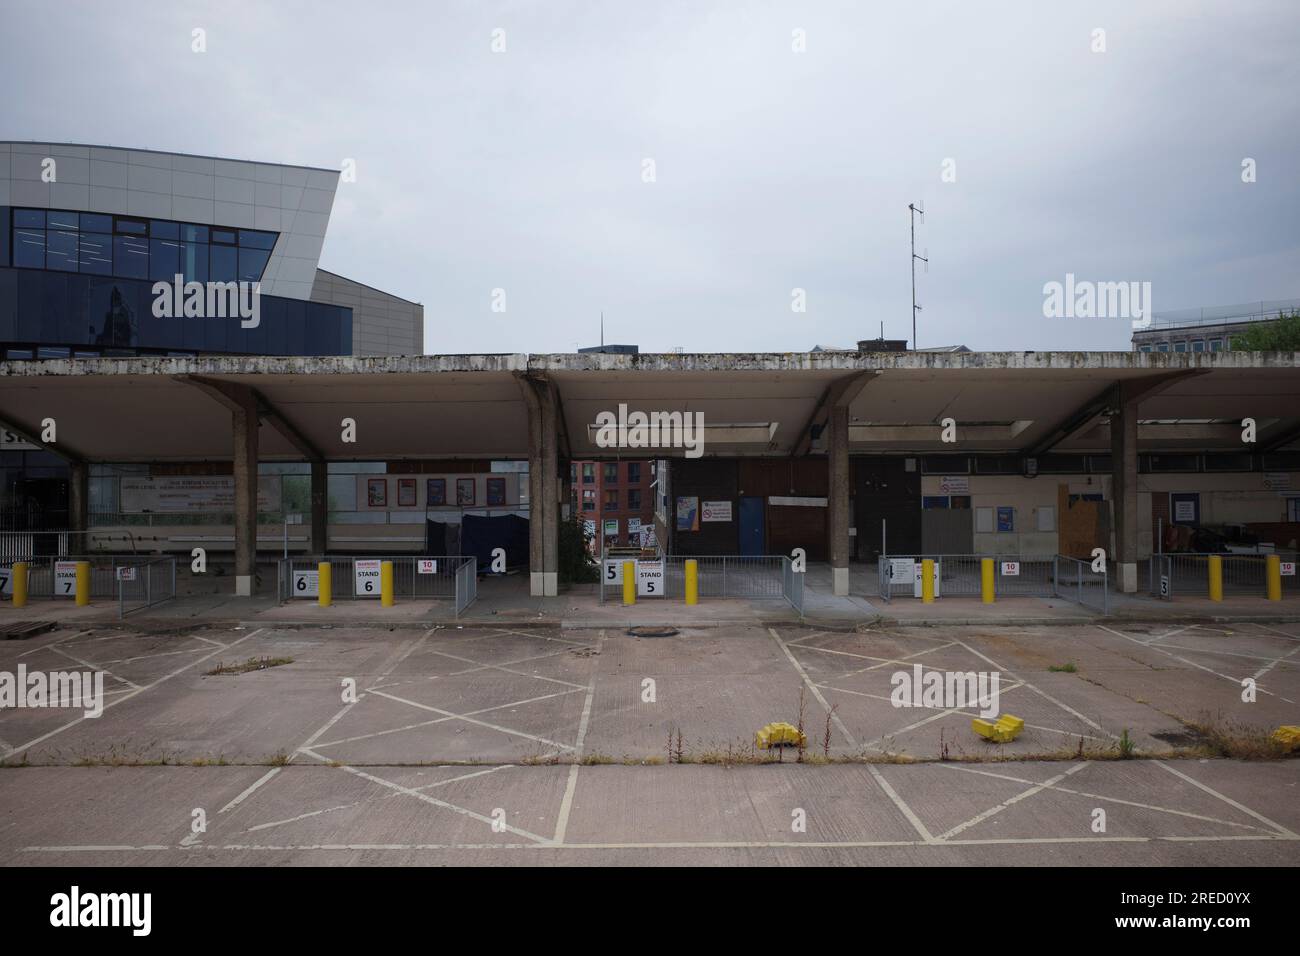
769, 627, 856, 747
554, 629, 603, 845
370, 645, 592, 693
246, 765, 514, 833
15, 629, 95, 658
24, 831, 1299, 855
939, 763, 1266, 831
48, 645, 139, 690
1155, 760, 1298, 838
834, 642, 957, 680
100, 645, 212, 666
191, 635, 229, 649
1251, 642, 1300, 681
1249, 621, 1300, 643
1147, 643, 1300, 664
368, 689, 577, 752
867, 764, 937, 844
957, 639, 1108, 734
1, 628, 266, 760
218, 768, 282, 814
313, 688, 584, 749
1096, 624, 1293, 704
301, 747, 551, 844
1141, 624, 1195, 645
939, 761, 1090, 840
782, 630, 832, 647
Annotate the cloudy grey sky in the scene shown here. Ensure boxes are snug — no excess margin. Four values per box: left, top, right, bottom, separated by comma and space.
3, 0, 1297, 353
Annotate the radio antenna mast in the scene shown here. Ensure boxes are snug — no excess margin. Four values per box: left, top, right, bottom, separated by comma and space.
908, 202, 928, 350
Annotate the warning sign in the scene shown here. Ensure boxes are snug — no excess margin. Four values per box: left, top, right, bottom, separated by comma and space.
354, 559, 382, 597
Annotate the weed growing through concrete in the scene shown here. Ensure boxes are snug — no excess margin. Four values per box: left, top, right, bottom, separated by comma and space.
822, 704, 836, 759
204, 656, 293, 676
1048, 662, 1078, 673
1117, 728, 1136, 759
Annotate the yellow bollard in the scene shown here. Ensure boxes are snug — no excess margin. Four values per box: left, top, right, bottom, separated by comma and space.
622, 560, 636, 606
380, 560, 394, 607
318, 561, 333, 607
1208, 555, 1223, 602
921, 558, 935, 604
981, 558, 995, 604
684, 559, 699, 605
75, 560, 91, 607
12, 561, 28, 608
1266, 554, 1281, 602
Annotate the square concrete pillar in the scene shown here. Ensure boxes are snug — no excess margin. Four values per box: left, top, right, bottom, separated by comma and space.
68, 460, 89, 553
1110, 402, 1139, 593
538, 383, 560, 597
232, 403, 259, 597
827, 405, 851, 596
310, 459, 328, 555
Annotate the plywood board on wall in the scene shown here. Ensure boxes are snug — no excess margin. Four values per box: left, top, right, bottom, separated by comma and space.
1057, 483, 1106, 559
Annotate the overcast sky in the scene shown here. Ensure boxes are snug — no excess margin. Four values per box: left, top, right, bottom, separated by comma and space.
3, 1, 1298, 353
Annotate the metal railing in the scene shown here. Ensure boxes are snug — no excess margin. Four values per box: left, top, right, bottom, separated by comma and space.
1, 530, 75, 562
879, 553, 1108, 613
1053, 555, 1109, 614
118, 557, 178, 618
1149, 552, 1298, 600
277, 555, 477, 615
454, 556, 478, 616
599, 554, 802, 612
0, 553, 166, 601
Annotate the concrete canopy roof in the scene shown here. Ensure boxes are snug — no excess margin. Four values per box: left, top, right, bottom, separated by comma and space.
1, 351, 1298, 463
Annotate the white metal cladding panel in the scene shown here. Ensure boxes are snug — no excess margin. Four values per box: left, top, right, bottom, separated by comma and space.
1, 142, 339, 300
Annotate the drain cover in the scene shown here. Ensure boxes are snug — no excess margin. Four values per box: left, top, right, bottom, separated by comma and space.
626, 626, 680, 638
0, 620, 57, 640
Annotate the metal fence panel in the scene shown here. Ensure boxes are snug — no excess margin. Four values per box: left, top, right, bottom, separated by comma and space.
278, 555, 476, 614
118, 557, 177, 618
1147, 552, 1297, 599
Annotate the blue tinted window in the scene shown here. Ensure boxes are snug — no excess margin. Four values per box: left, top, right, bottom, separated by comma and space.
47, 210, 79, 231
46, 231, 78, 271
180, 224, 208, 243
210, 243, 237, 282
14, 209, 45, 228
78, 233, 112, 275
81, 213, 112, 233
14, 229, 45, 267
149, 238, 182, 280
150, 220, 179, 240
115, 218, 147, 234
212, 229, 236, 244
238, 247, 271, 282
179, 241, 208, 282
238, 229, 277, 249
113, 235, 149, 279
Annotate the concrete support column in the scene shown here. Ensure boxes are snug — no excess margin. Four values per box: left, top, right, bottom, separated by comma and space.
538, 382, 560, 597
518, 374, 561, 597
1110, 401, 1139, 593
68, 461, 89, 553
232, 402, 259, 597
827, 404, 850, 596
310, 459, 328, 555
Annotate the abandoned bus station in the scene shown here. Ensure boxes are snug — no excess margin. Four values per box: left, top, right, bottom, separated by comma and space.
2, 348, 1299, 616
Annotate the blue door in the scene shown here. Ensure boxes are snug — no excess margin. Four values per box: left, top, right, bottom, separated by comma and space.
739, 497, 765, 555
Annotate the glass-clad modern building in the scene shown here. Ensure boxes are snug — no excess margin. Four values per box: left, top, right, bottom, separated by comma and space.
1, 141, 424, 530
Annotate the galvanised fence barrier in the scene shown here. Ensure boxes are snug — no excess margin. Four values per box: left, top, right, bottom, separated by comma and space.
0, 554, 170, 603
277, 555, 478, 615
599, 554, 803, 613
1149, 552, 1298, 600
118, 557, 178, 618
879, 554, 1108, 613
